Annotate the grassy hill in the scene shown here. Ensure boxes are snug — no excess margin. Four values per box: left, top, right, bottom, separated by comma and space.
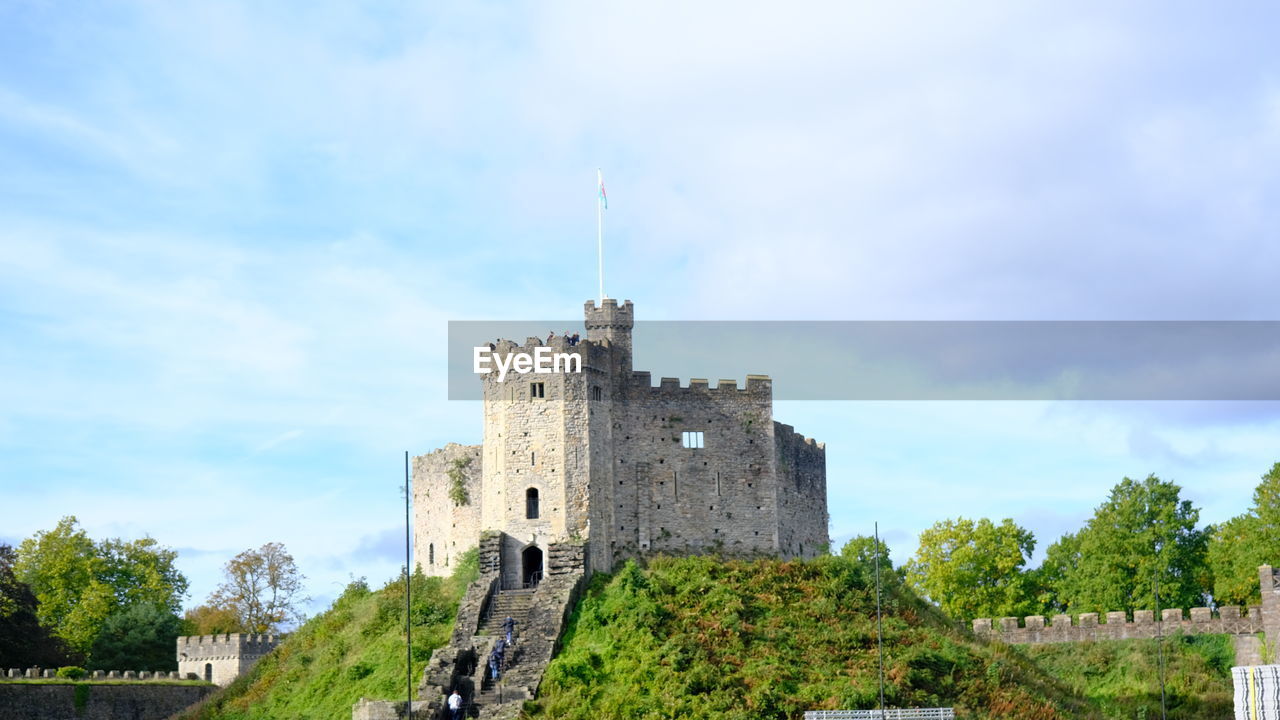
171, 550, 1235, 719
174, 551, 476, 720
527, 555, 1234, 720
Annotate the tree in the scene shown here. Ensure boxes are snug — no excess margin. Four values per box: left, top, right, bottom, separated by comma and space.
182, 603, 244, 635
13, 517, 188, 656
904, 517, 1039, 621
1045, 474, 1211, 615
210, 542, 307, 633
0, 544, 73, 668
88, 602, 183, 671
839, 535, 901, 583
1207, 462, 1280, 605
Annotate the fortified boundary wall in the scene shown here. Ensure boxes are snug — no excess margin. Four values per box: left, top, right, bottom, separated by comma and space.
0, 679, 214, 720
974, 565, 1280, 663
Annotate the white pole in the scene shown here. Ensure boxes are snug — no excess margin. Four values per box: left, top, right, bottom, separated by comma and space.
597, 168, 604, 303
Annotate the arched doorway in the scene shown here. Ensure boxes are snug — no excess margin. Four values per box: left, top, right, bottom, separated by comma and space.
204, 663, 213, 683
521, 545, 543, 588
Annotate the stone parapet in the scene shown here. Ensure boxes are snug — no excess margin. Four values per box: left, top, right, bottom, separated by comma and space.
0, 669, 190, 682
973, 606, 1263, 644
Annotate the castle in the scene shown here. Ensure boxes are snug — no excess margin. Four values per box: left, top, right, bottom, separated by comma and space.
412, 298, 829, 588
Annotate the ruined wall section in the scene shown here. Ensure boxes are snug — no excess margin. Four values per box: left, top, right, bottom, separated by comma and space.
607, 374, 780, 564
412, 443, 482, 577
774, 421, 829, 559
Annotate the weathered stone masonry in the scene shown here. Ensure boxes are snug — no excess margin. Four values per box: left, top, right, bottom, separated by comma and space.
413, 298, 830, 584
175, 633, 282, 687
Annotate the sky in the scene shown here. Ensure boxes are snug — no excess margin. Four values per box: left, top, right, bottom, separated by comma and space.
2, 1, 1279, 618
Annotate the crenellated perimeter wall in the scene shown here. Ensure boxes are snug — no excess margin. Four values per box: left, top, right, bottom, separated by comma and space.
974, 565, 1280, 662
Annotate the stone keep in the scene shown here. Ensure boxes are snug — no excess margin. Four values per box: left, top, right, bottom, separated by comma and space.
175, 634, 281, 687
414, 299, 829, 589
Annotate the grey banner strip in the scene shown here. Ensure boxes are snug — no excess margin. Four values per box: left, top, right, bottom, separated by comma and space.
448, 321, 1280, 401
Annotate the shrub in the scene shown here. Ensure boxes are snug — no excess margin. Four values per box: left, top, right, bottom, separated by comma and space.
56, 665, 87, 679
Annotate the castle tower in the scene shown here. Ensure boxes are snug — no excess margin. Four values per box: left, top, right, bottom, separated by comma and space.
477, 326, 619, 589
176, 634, 281, 686
584, 298, 633, 374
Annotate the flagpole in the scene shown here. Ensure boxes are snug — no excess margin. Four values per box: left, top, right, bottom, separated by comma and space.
597, 168, 604, 303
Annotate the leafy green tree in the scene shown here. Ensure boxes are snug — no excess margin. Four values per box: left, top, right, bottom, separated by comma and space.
14, 517, 188, 656
839, 535, 902, 583
88, 602, 183, 671
1045, 474, 1210, 615
1035, 530, 1082, 614
0, 544, 73, 667
904, 517, 1039, 621
209, 542, 307, 633
1207, 462, 1280, 605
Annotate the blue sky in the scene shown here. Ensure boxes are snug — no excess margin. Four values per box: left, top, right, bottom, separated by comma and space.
2, 2, 1279, 617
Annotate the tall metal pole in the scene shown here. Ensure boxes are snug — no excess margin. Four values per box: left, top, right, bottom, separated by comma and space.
597, 169, 604, 303
405, 451, 413, 717
875, 522, 886, 717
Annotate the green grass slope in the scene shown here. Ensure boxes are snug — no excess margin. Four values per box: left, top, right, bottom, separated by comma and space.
175, 551, 476, 720
1020, 635, 1234, 719
528, 555, 1098, 720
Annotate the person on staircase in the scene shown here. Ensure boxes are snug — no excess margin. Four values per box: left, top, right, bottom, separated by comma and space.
503, 616, 516, 646
447, 688, 462, 720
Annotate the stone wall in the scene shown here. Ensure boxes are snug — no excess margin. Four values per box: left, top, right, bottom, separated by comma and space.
773, 421, 829, 559
975, 566, 1280, 649
973, 606, 1263, 644
0, 683, 214, 720
175, 633, 281, 686
413, 443, 483, 577
1261, 565, 1280, 643
608, 374, 783, 565
5, 670, 188, 680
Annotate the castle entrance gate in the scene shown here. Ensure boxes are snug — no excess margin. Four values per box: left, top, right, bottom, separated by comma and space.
522, 545, 543, 588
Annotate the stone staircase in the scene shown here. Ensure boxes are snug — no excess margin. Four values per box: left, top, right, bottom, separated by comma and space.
398, 536, 588, 720
477, 588, 535, 638
468, 588, 537, 718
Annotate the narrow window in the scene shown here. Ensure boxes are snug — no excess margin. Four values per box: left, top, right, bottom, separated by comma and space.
673, 471, 678, 499
526, 487, 540, 519
531, 451, 535, 466
716, 472, 721, 496
530, 382, 545, 399
681, 431, 704, 449
591, 385, 603, 401
429, 543, 435, 565
204, 663, 212, 683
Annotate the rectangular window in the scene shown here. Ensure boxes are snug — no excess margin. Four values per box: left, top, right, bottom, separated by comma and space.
530, 382, 545, 399
591, 385, 603, 401
681, 431, 704, 449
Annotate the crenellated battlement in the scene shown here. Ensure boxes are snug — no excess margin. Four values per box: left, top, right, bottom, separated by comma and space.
973, 605, 1263, 644
176, 633, 282, 654
2, 668, 200, 681
630, 372, 773, 396
583, 298, 634, 329
976, 566, 1280, 647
